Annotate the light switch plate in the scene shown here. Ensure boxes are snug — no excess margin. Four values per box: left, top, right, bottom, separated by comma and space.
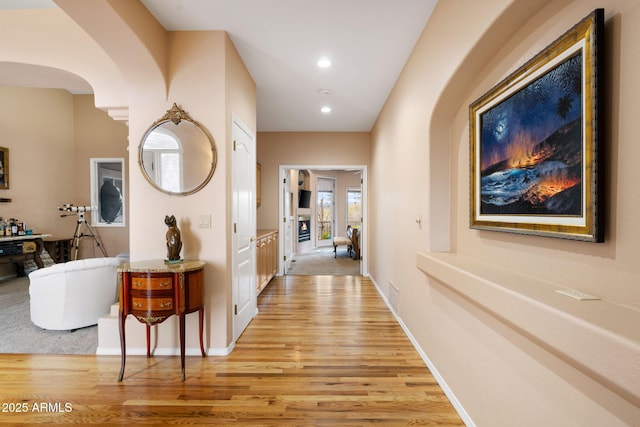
198, 214, 211, 228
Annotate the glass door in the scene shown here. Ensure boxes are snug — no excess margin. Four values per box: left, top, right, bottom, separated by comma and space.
346, 188, 362, 229
316, 177, 335, 246
346, 185, 362, 263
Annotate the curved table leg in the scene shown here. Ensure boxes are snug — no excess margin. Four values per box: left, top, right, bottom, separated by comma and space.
199, 307, 206, 357
180, 313, 186, 381
118, 312, 126, 381
146, 325, 151, 357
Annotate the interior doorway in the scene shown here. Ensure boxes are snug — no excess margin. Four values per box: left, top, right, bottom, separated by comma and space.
278, 165, 367, 277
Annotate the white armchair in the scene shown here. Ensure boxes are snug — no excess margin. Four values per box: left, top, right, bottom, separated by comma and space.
29, 257, 122, 331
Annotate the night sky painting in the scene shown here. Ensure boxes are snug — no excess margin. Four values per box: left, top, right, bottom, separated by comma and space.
479, 52, 583, 216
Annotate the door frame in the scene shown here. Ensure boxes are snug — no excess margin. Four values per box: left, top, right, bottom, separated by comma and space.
278, 164, 368, 276
282, 168, 294, 272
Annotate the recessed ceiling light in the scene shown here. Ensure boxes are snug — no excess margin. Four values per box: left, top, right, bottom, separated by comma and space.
317, 57, 332, 68
321, 106, 332, 113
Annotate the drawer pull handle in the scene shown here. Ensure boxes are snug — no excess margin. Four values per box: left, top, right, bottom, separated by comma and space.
133, 302, 143, 308
160, 302, 172, 309
132, 280, 172, 289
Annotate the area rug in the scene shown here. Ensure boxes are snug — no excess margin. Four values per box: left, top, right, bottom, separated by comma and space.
0, 277, 98, 354
287, 246, 360, 275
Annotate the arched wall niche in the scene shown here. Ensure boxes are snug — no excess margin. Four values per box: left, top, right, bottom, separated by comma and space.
427, 0, 552, 252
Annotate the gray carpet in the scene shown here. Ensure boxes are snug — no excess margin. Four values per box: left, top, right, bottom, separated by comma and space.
287, 246, 360, 275
0, 277, 98, 354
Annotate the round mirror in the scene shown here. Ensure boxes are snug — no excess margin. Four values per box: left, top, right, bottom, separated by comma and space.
139, 104, 217, 195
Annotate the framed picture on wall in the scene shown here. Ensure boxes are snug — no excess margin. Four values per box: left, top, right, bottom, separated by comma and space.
0, 147, 9, 190
469, 9, 604, 242
90, 158, 125, 227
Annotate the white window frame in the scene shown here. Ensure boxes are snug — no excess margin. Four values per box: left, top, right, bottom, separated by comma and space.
90, 158, 125, 227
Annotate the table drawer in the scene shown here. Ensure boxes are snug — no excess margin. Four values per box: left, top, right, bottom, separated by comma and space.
131, 276, 173, 291
132, 297, 174, 311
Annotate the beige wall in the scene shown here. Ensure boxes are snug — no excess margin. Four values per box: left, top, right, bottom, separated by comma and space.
0, 87, 128, 277
256, 132, 370, 230
371, 0, 640, 425
0, 87, 75, 238
125, 30, 256, 351
72, 94, 129, 258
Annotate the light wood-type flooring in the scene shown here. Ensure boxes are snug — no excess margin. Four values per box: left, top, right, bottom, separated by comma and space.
0, 275, 463, 425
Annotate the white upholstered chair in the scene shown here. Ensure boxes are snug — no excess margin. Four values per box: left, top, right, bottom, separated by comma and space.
28, 257, 122, 331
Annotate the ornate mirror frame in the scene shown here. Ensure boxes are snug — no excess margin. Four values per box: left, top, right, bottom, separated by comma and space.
138, 103, 217, 196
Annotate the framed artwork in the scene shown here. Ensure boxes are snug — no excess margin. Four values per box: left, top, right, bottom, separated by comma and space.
0, 147, 8, 189
90, 158, 125, 227
469, 9, 604, 242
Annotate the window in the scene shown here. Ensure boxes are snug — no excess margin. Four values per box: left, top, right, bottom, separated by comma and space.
140, 127, 183, 193
347, 188, 361, 229
90, 158, 125, 227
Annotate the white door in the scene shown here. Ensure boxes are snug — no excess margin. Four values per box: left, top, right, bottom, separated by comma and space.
232, 116, 256, 341
283, 169, 294, 272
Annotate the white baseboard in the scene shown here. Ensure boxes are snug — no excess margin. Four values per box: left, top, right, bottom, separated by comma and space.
368, 275, 474, 427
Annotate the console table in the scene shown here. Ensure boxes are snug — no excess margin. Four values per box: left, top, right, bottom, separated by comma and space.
0, 234, 52, 275
117, 260, 206, 381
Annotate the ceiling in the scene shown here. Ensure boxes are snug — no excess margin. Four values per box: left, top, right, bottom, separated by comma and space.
0, 0, 437, 132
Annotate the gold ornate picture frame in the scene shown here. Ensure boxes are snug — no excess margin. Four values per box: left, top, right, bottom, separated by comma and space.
469, 9, 604, 242
0, 147, 8, 190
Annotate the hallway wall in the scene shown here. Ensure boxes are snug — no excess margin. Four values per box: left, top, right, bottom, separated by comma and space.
370, 0, 640, 425
256, 132, 370, 230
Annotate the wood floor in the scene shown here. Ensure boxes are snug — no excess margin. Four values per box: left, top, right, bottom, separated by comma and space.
0, 275, 463, 425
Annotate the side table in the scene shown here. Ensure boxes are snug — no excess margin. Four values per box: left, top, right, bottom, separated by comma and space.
117, 259, 206, 381
43, 238, 72, 263
0, 234, 52, 275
